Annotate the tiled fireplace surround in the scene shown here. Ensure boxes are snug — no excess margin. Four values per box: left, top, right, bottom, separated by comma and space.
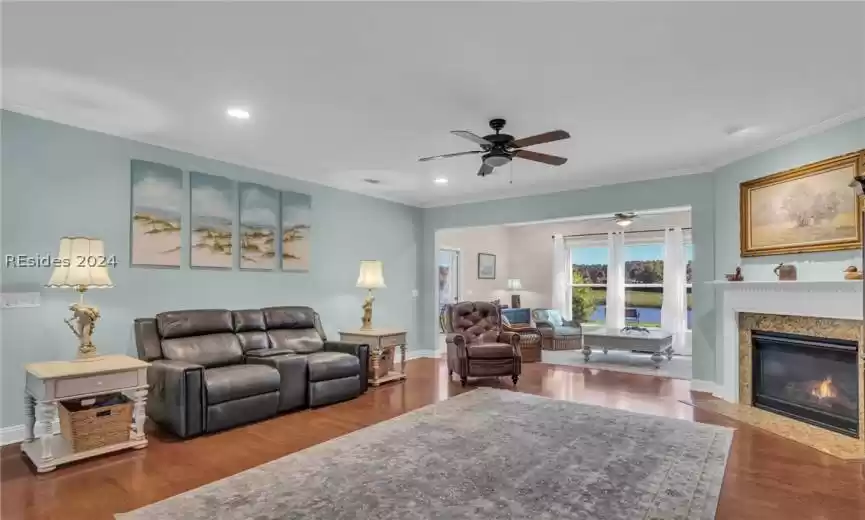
708, 281, 864, 459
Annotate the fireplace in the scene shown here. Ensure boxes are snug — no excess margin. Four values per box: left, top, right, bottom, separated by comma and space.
752, 330, 859, 438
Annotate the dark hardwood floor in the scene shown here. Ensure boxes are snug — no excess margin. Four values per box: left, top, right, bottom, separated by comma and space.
2, 358, 864, 519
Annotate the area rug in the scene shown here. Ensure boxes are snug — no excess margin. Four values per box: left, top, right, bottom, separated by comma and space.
117, 388, 733, 520
542, 349, 694, 380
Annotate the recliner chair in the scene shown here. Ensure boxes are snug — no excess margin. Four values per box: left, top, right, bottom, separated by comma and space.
134, 306, 368, 438
444, 301, 521, 386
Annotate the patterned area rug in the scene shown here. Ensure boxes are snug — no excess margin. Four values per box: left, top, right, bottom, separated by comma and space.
117, 389, 733, 520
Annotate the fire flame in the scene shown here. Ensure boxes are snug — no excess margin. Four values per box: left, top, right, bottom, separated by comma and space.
810, 376, 837, 400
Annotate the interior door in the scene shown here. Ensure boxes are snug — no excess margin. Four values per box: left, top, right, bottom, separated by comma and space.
438, 249, 461, 331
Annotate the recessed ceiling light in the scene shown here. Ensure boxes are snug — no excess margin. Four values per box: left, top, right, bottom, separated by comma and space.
434, 177, 448, 185
226, 107, 250, 120
725, 125, 760, 137
363, 178, 381, 184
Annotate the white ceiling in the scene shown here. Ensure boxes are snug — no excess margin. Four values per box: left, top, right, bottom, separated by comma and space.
3, 2, 864, 208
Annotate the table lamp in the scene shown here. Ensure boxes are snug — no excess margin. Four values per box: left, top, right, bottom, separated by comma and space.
357, 260, 386, 330
507, 278, 523, 309
45, 237, 114, 359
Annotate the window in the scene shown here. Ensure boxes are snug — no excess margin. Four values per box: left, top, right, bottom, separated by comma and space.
624, 242, 664, 327
571, 234, 693, 330
571, 245, 608, 325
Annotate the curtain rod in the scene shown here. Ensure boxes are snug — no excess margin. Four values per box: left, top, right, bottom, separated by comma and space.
553, 226, 693, 239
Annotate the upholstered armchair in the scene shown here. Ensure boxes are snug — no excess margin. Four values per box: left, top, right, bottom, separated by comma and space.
531, 308, 583, 351
444, 301, 522, 386
501, 308, 542, 363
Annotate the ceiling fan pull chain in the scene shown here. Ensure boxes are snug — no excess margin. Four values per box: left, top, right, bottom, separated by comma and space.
509, 161, 513, 184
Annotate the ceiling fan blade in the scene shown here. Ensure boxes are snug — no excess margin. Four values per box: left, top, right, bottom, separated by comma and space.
477, 163, 494, 176
418, 150, 482, 162
451, 130, 493, 146
513, 149, 568, 166
509, 130, 570, 149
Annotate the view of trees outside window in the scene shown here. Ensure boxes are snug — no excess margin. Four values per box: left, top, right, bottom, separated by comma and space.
571, 246, 607, 324
571, 241, 693, 329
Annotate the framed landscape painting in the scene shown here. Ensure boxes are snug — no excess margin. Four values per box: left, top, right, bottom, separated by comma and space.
281, 190, 311, 271
239, 183, 280, 270
740, 150, 863, 257
478, 253, 496, 279
190, 172, 234, 269
130, 160, 183, 267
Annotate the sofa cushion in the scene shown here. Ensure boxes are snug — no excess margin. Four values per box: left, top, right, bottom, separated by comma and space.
232, 309, 266, 332
204, 364, 280, 405
306, 351, 360, 382
263, 306, 316, 329
157, 310, 233, 339
467, 342, 515, 359
450, 301, 501, 345
237, 331, 270, 352
268, 328, 323, 354
161, 333, 243, 368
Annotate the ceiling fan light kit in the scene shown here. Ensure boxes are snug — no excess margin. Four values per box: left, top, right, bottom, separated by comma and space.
614, 212, 636, 227
418, 118, 570, 177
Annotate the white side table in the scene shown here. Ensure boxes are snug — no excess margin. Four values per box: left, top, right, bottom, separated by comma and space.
23, 355, 150, 473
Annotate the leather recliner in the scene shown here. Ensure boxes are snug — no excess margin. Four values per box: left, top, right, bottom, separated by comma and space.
134, 306, 369, 438
444, 301, 522, 386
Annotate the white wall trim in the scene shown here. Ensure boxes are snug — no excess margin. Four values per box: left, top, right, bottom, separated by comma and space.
690, 379, 720, 396
1, 419, 60, 447
713, 280, 862, 404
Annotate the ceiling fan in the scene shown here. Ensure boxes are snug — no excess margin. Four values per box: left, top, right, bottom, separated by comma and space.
613, 212, 637, 227
418, 118, 570, 177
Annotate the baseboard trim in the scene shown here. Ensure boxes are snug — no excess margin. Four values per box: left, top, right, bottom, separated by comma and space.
1, 419, 60, 447
690, 379, 720, 396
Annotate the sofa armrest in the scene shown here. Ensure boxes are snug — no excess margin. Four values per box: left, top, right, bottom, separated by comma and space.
147, 359, 204, 439
246, 347, 295, 358
324, 341, 369, 394
445, 333, 466, 347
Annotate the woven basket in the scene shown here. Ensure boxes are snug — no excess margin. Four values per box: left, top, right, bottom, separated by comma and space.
370, 347, 395, 379
59, 393, 132, 453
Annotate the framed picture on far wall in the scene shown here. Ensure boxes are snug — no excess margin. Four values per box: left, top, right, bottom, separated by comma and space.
740, 150, 864, 257
477, 253, 496, 279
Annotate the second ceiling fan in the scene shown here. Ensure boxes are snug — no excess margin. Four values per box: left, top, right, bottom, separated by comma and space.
419, 118, 570, 177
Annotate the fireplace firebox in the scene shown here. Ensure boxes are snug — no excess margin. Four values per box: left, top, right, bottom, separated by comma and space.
752, 330, 859, 438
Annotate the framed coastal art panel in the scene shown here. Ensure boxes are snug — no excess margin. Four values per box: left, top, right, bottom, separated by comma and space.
189, 172, 234, 269
130, 160, 183, 267
239, 183, 280, 270
281, 190, 311, 271
740, 150, 864, 257
478, 253, 496, 279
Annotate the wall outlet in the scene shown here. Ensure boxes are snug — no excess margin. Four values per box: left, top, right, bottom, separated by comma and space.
411, 289, 419, 298
0, 292, 41, 308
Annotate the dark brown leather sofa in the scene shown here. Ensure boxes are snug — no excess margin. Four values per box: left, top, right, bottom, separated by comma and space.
134, 306, 368, 438
444, 301, 522, 386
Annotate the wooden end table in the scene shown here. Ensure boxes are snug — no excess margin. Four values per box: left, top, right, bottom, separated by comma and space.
339, 329, 407, 386
23, 355, 150, 473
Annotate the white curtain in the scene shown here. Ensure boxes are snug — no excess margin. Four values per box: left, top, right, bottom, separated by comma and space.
551, 234, 572, 320
606, 231, 626, 329
661, 227, 687, 353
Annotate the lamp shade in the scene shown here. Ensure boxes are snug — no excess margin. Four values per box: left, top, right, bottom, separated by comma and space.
45, 237, 114, 289
356, 260, 386, 289
507, 278, 522, 291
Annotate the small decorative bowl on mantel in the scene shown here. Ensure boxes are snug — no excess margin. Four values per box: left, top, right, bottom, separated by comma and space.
842, 266, 863, 280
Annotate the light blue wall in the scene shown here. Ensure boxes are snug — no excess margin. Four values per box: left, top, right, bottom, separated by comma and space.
713, 118, 865, 281
422, 173, 718, 382
0, 111, 423, 428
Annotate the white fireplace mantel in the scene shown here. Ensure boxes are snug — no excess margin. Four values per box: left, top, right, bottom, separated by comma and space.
711, 280, 863, 403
